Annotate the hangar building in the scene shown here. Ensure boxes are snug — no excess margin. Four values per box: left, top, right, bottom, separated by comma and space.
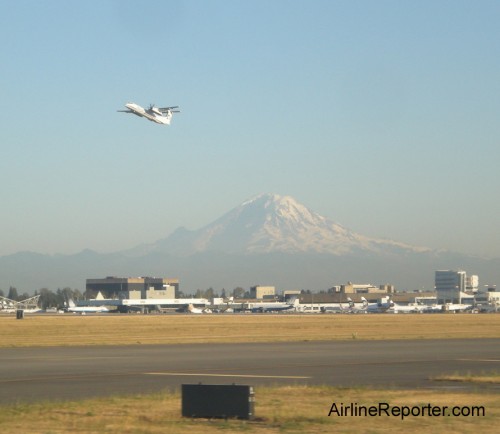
250, 286, 276, 299
86, 277, 179, 300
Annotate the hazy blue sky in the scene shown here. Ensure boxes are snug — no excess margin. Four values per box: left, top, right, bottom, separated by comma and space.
1, 1, 499, 258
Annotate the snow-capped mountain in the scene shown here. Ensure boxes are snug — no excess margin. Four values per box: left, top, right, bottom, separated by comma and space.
2, 193, 498, 293
143, 193, 429, 256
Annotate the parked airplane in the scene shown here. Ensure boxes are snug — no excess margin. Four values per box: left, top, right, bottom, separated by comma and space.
346, 297, 369, 313
442, 303, 473, 313
306, 298, 365, 314
248, 298, 300, 313
186, 304, 212, 314
365, 297, 394, 313
320, 304, 350, 314
118, 102, 180, 125
391, 302, 427, 314
211, 297, 235, 313
65, 298, 109, 314
477, 301, 499, 313
419, 303, 472, 313
20, 307, 44, 313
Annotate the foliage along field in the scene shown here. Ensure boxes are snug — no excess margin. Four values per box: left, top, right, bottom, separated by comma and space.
1, 313, 499, 347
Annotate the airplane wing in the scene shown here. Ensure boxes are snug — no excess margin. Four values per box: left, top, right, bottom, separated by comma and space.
158, 106, 181, 113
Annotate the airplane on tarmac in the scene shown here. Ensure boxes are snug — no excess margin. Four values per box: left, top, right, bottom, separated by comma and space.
364, 297, 395, 313
320, 304, 350, 314
306, 298, 366, 314
417, 303, 473, 313
211, 297, 235, 313
248, 298, 300, 313
346, 297, 369, 313
186, 304, 212, 314
65, 298, 109, 314
441, 303, 474, 313
118, 102, 180, 125
391, 302, 427, 314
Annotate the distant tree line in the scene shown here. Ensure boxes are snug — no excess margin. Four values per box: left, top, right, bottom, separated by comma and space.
0, 287, 83, 309
178, 287, 329, 298
0, 287, 31, 302
179, 287, 331, 299
186, 287, 255, 299
1, 285, 324, 307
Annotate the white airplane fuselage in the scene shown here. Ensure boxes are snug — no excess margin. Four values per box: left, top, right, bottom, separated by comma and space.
65, 298, 109, 314
124, 103, 173, 124
67, 306, 109, 314
186, 304, 212, 314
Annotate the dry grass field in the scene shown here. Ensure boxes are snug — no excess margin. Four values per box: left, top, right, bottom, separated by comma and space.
0, 385, 498, 434
434, 373, 500, 384
1, 314, 499, 432
1, 313, 499, 347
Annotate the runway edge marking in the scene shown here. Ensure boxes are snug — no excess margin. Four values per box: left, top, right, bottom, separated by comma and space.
144, 372, 310, 379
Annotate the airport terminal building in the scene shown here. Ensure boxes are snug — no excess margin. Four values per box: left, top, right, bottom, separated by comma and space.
435, 270, 467, 304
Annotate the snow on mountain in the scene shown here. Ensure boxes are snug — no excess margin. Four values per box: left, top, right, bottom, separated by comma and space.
2, 193, 499, 292
147, 193, 430, 256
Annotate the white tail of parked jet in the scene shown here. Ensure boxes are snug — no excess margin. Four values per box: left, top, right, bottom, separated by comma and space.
343, 297, 368, 313
365, 297, 394, 313
65, 297, 109, 314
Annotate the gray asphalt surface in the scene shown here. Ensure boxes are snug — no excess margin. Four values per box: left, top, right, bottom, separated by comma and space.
1, 339, 499, 404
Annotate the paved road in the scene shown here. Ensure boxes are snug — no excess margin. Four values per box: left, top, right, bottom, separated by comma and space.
1, 339, 499, 404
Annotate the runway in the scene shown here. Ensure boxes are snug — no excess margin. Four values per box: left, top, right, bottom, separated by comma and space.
1, 339, 499, 404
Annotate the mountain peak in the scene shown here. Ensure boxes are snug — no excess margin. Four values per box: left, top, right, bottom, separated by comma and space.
237, 193, 320, 225
241, 193, 319, 221
151, 193, 427, 256
242, 192, 297, 207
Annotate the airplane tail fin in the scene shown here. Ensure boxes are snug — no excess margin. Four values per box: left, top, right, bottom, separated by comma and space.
158, 107, 180, 125
67, 297, 76, 308
163, 114, 172, 125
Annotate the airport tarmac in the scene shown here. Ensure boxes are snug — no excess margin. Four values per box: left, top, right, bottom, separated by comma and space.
0, 339, 499, 404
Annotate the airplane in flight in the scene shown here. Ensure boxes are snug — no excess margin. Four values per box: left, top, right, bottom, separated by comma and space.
118, 102, 180, 125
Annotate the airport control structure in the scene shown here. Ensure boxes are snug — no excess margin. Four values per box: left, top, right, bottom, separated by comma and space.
2, 270, 499, 315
